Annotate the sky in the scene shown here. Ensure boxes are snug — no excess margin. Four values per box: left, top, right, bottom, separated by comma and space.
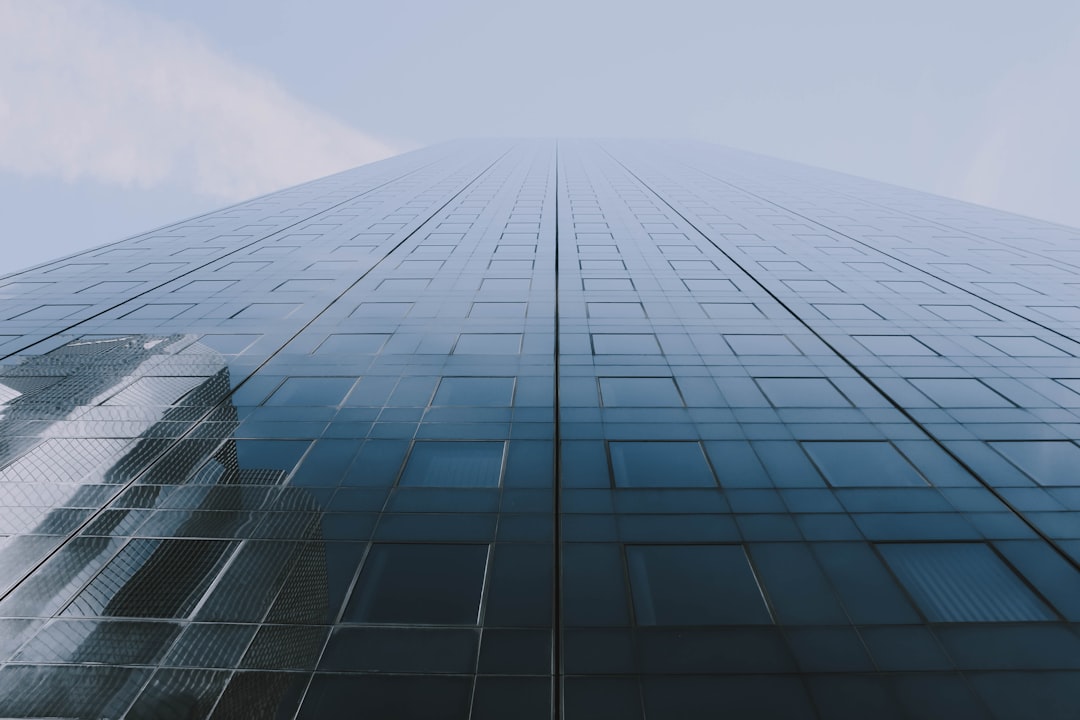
1, 0, 1079, 274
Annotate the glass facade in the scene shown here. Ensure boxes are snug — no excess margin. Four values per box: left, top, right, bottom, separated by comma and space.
0, 140, 1079, 718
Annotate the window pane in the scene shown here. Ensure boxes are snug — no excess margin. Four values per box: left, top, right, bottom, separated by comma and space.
587, 302, 646, 318
609, 442, 715, 488
343, 544, 489, 624
315, 334, 390, 354
910, 378, 1012, 408
853, 335, 936, 356
591, 334, 662, 354
701, 303, 763, 319
756, 378, 849, 407
433, 378, 515, 407
599, 378, 683, 407
813, 303, 881, 319
453, 334, 522, 354
978, 336, 1068, 357
469, 302, 527, 318
922, 304, 997, 320
878, 543, 1056, 622
626, 545, 772, 625
990, 441, 1080, 486
399, 442, 505, 487
265, 377, 356, 406
725, 335, 799, 355
803, 442, 926, 488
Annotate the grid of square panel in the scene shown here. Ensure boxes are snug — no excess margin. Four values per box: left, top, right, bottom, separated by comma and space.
0, 140, 1079, 719
590, 140, 1080, 719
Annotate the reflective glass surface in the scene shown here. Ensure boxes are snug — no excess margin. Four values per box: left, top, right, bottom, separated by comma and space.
0, 139, 1079, 718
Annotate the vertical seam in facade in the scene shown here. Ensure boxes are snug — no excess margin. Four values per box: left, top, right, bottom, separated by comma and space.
551, 139, 564, 720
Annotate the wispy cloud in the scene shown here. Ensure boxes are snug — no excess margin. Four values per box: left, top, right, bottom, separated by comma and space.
0, 0, 399, 201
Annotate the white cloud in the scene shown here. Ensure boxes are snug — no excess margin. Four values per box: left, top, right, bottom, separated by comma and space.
0, 0, 399, 201
943, 29, 1080, 229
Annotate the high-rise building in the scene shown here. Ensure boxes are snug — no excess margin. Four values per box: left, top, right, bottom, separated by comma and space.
0, 140, 1078, 719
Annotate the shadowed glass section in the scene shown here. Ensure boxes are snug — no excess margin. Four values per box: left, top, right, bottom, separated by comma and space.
398, 441, 505, 487
627, 545, 772, 625
342, 543, 489, 624
264, 377, 356, 406
609, 441, 715, 488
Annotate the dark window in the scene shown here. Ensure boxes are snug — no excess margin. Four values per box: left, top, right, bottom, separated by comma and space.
399, 441, 505, 487
343, 543, 489, 624
609, 441, 715, 488
265, 377, 356, 406
626, 545, 772, 625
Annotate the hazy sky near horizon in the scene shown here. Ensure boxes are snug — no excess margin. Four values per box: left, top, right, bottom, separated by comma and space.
2, 0, 1079, 274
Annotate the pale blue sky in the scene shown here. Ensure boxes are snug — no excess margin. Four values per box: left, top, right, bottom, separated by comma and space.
2, 0, 1079, 273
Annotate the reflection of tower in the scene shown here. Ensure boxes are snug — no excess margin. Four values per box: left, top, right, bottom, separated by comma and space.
0, 335, 235, 601
0, 336, 329, 719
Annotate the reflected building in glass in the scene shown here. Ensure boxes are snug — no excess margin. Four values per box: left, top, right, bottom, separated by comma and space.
1, 140, 1080, 718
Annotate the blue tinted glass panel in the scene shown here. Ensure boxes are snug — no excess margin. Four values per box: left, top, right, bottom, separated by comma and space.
626, 545, 772, 625
803, 442, 926, 488
701, 303, 763, 319
979, 336, 1069, 357
454, 334, 522, 354
591, 334, 662, 354
316, 334, 390, 354
599, 378, 683, 407
725, 335, 799, 355
909, 379, 1013, 408
990, 441, 1080, 486
399, 442, 505, 487
814, 304, 881, 319
433, 378, 515, 406
609, 442, 715, 488
265, 377, 356, 406
853, 335, 936, 356
343, 544, 489, 624
878, 543, 1056, 622
756, 378, 849, 408
587, 302, 646, 318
